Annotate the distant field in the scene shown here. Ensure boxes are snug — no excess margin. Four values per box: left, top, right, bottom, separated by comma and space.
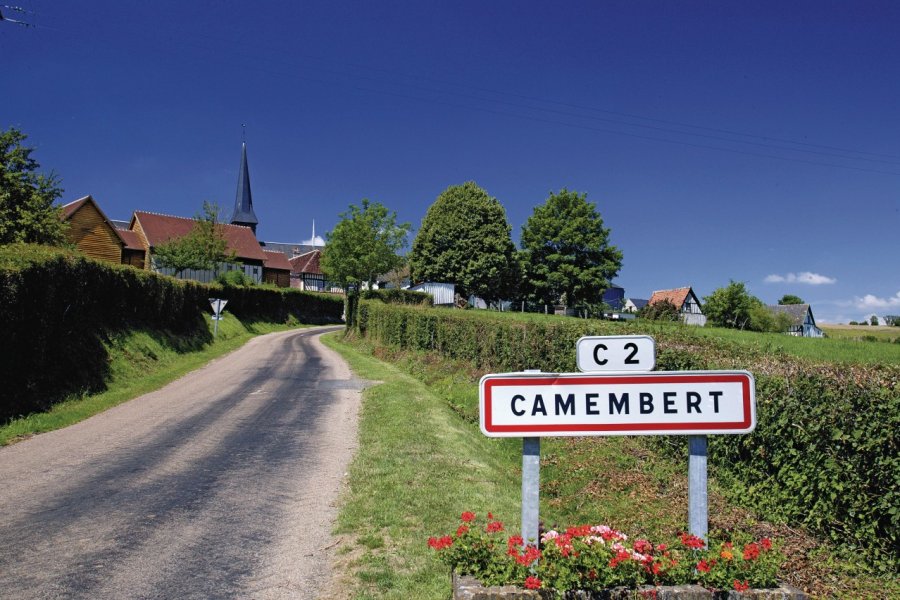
822, 324, 900, 343
444, 308, 900, 365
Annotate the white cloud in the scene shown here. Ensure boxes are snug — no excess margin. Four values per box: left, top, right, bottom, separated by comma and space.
854, 291, 900, 310
764, 272, 836, 285
302, 235, 326, 247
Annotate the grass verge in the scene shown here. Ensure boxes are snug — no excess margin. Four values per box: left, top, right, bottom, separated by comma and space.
321, 332, 522, 599
324, 332, 898, 600
0, 316, 308, 445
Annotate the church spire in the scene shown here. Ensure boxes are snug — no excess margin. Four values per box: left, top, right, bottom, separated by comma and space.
230, 141, 259, 234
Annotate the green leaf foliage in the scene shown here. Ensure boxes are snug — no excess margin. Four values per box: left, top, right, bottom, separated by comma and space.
703, 280, 761, 330
320, 199, 410, 289
354, 300, 900, 571
0, 127, 69, 246
0, 244, 343, 422
519, 188, 622, 308
408, 182, 518, 304
777, 294, 804, 305
152, 201, 235, 277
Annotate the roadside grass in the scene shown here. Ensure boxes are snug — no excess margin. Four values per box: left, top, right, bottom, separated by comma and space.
0, 315, 307, 445
321, 332, 523, 599
325, 333, 898, 600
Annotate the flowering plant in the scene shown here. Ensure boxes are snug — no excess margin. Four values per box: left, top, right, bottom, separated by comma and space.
428, 512, 783, 595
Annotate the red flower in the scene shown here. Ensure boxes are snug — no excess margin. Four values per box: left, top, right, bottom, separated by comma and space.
609, 549, 632, 568
427, 535, 453, 550
566, 525, 592, 537
733, 580, 750, 592
633, 539, 653, 554
743, 542, 760, 561
487, 512, 494, 520
696, 560, 711, 573
761, 537, 772, 551
486, 520, 504, 533
461, 511, 476, 523
516, 545, 541, 565
680, 532, 706, 549
524, 576, 542, 590
456, 525, 469, 537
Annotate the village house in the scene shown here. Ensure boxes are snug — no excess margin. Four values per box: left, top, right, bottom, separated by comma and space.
623, 297, 648, 313
130, 210, 268, 283
61, 195, 145, 267
648, 287, 707, 326
766, 303, 824, 337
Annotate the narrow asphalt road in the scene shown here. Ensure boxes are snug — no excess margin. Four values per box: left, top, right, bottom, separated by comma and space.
0, 326, 365, 599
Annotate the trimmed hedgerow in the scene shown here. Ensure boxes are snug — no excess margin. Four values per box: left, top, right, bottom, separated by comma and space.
354, 300, 899, 571
0, 244, 343, 422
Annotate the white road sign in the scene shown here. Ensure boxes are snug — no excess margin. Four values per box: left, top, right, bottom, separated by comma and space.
479, 371, 755, 437
209, 298, 228, 315
576, 335, 655, 372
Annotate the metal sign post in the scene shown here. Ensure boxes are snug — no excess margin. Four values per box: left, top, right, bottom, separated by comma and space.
688, 435, 708, 543
480, 336, 756, 550
521, 437, 540, 545
209, 298, 228, 337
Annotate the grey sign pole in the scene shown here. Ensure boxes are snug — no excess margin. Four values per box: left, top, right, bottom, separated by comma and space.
688, 435, 708, 545
521, 436, 540, 545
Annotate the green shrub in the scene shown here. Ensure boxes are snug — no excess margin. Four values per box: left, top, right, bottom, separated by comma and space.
215, 269, 254, 287
354, 300, 900, 571
0, 245, 343, 422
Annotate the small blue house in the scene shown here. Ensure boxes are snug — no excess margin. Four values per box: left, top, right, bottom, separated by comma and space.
767, 304, 824, 337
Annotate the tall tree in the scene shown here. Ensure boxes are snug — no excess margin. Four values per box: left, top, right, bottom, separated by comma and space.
153, 201, 234, 278
778, 294, 805, 305
703, 280, 762, 330
320, 199, 410, 289
519, 188, 622, 308
0, 127, 68, 246
408, 182, 518, 304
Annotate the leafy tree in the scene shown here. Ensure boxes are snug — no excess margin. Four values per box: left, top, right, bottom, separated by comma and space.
870, 315, 879, 326
519, 188, 622, 309
320, 199, 410, 289
153, 201, 234, 278
638, 299, 680, 322
884, 315, 899, 327
0, 127, 68, 246
778, 294, 805, 305
703, 280, 761, 330
748, 303, 795, 333
408, 182, 518, 304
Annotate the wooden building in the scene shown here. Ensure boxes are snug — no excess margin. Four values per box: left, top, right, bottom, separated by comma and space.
289, 249, 342, 293
766, 304, 824, 337
648, 287, 707, 326
262, 250, 292, 288
62, 195, 126, 264
131, 211, 268, 284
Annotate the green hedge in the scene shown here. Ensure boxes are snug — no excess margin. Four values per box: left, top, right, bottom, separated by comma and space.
355, 300, 900, 570
0, 244, 343, 422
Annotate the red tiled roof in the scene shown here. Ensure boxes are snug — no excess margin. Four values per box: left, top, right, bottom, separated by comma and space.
263, 250, 292, 271
133, 211, 267, 262
648, 287, 692, 309
116, 229, 145, 251
289, 249, 322, 275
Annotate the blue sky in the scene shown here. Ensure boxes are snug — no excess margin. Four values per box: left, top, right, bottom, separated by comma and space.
3, 1, 898, 323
